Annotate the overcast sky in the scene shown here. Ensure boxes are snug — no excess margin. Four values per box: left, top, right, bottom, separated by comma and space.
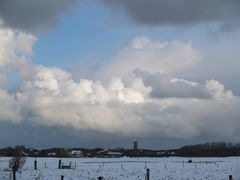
0, 0, 240, 149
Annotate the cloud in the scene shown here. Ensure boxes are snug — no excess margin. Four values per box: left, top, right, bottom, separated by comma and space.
0, 28, 36, 87
0, 74, 6, 87
1, 0, 239, 32
0, 89, 21, 122
16, 66, 152, 135
0, 29, 36, 66
206, 79, 233, 100
133, 69, 211, 99
0, 28, 240, 142
10, 65, 240, 139
102, 0, 240, 30
0, 28, 35, 122
99, 36, 201, 78
0, 0, 79, 31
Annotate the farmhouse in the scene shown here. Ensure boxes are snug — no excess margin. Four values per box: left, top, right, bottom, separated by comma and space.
70, 150, 83, 158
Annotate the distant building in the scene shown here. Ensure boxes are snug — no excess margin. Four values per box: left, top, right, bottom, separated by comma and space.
20, 150, 28, 156
133, 141, 138, 150
70, 150, 82, 158
47, 152, 56, 157
108, 151, 122, 158
96, 150, 122, 158
96, 150, 108, 157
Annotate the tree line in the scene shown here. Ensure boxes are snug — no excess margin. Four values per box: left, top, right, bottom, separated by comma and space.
176, 142, 240, 157
1, 142, 240, 157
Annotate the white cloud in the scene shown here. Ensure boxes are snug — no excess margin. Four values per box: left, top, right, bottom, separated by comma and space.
0, 28, 36, 122
99, 36, 201, 78
206, 79, 233, 100
0, 28, 37, 86
15, 66, 152, 135
0, 89, 21, 122
133, 69, 210, 99
0, 28, 240, 141
0, 29, 36, 66
13, 65, 240, 139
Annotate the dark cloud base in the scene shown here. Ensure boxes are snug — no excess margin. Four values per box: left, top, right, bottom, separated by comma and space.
103, 0, 240, 30
0, 121, 237, 150
1, 0, 240, 31
0, 0, 78, 31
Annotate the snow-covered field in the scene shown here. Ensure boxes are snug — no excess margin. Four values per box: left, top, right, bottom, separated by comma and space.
1, 157, 240, 180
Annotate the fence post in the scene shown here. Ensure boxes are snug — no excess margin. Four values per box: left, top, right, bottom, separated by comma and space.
12, 170, 16, 180
12, 161, 17, 180
34, 158, 37, 170
58, 159, 62, 169
61, 175, 64, 180
229, 175, 232, 180
146, 168, 150, 180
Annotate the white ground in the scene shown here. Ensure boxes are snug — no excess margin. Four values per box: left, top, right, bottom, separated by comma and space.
1, 157, 240, 180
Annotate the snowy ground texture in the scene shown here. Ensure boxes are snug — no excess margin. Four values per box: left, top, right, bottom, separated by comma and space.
1, 157, 240, 180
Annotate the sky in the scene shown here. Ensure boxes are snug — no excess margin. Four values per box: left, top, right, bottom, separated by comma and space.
0, 0, 240, 149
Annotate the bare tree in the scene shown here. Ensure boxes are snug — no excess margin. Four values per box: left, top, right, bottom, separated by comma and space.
9, 151, 26, 180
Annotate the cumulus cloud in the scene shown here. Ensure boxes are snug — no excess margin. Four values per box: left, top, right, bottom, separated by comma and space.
0, 28, 36, 84
0, 28, 35, 122
0, 29, 36, 66
102, 0, 240, 30
15, 71, 240, 139
100, 36, 201, 78
206, 79, 233, 100
14, 66, 152, 135
0, 0, 79, 31
133, 69, 211, 99
0, 89, 21, 122
10, 65, 240, 139
0, 28, 240, 141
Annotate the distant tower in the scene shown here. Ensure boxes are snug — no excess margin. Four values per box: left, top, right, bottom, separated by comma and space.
133, 141, 138, 150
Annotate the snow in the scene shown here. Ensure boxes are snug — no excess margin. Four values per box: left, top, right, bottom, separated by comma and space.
1, 157, 240, 179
